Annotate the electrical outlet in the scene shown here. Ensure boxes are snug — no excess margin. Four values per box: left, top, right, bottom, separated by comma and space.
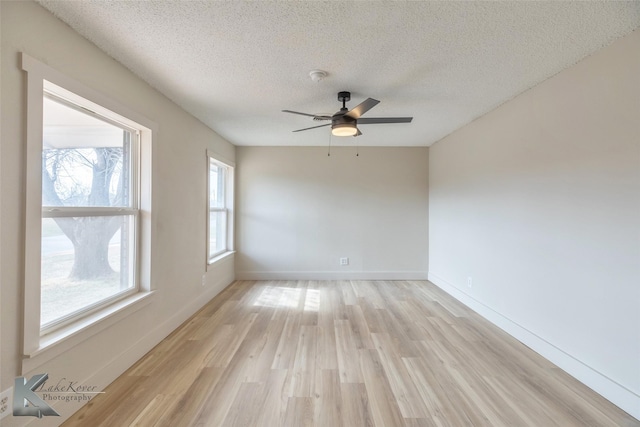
467, 276, 473, 288
0, 387, 12, 419
201, 274, 207, 286
339, 257, 349, 266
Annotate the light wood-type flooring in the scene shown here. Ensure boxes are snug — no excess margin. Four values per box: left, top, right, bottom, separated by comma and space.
63, 280, 639, 426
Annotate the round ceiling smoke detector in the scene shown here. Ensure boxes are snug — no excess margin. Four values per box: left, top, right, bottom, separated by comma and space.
309, 70, 327, 83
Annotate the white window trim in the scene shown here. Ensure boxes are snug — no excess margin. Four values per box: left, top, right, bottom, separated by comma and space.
207, 150, 235, 266
21, 53, 156, 369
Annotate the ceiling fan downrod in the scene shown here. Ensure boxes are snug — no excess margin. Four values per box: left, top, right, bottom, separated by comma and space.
337, 91, 351, 110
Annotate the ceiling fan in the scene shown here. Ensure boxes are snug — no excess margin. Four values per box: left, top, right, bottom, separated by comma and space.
283, 91, 412, 137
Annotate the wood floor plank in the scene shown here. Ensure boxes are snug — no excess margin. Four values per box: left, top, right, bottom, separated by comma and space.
315, 283, 339, 370
344, 304, 375, 350
371, 332, 429, 419
244, 312, 287, 383
190, 335, 262, 426
283, 397, 314, 427
481, 373, 559, 427
446, 366, 527, 426
271, 312, 303, 370
288, 325, 318, 397
359, 349, 406, 427
402, 357, 451, 427
158, 367, 225, 427
316, 324, 339, 370
314, 369, 343, 427
359, 300, 388, 334
256, 369, 289, 427
220, 381, 264, 427
127, 394, 172, 427
335, 319, 364, 384
61, 280, 640, 427
340, 279, 358, 306
340, 383, 375, 427
205, 313, 257, 368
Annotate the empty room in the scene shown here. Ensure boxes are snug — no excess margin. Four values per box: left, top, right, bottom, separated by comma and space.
1, 1, 638, 426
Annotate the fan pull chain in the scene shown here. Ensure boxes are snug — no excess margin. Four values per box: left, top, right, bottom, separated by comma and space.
327, 132, 332, 156
356, 140, 359, 157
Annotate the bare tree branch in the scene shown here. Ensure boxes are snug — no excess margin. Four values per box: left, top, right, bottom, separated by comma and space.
42, 146, 125, 278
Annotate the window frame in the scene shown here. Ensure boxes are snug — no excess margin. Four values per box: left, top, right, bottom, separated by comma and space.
39, 90, 141, 334
207, 151, 235, 264
21, 53, 156, 365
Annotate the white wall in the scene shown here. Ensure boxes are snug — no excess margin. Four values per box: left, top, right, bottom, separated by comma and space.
428, 30, 640, 418
1, 2, 235, 424
236, 146, 429, 280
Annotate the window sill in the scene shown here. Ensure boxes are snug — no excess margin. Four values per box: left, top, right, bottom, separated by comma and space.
208, 250, 235, 268
22, 290, 156, 373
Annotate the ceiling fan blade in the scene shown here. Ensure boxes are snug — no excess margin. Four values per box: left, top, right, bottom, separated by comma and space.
354, 128, 362, 137
292, 123, 331, 132
282, 109, 316, 117
345, 98, 380, 119
357, 117, 413, 124
283, 110, 332, 120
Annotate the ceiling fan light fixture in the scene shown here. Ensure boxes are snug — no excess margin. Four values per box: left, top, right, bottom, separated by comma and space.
331, 122, 358, 137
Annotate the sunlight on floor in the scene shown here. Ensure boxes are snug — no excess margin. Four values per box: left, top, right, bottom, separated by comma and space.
253, 286, 320, 312
303, 289, 319, 312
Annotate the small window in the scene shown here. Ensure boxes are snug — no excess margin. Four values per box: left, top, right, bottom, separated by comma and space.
208, 155, 234, 262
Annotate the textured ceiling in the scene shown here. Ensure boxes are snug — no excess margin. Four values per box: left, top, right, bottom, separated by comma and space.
37, 1, 639, 147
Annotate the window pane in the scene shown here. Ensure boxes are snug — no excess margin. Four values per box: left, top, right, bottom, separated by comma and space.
209, 210, 227, 257
42, 96, 132, 208
209, 161, 225, 209
40, 215, 135, 327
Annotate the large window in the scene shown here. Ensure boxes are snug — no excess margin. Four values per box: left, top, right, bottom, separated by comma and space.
22, 53, 154, 360
40, 92, 139, 331
208, 154, 234, 262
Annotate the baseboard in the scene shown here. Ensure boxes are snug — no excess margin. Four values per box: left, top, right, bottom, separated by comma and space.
14, 279, 235, 427
428, 272, 640, 421
236, 270, 428, 281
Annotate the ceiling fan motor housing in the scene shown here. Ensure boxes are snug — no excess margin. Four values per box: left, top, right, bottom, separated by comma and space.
332, 114, 356, 126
